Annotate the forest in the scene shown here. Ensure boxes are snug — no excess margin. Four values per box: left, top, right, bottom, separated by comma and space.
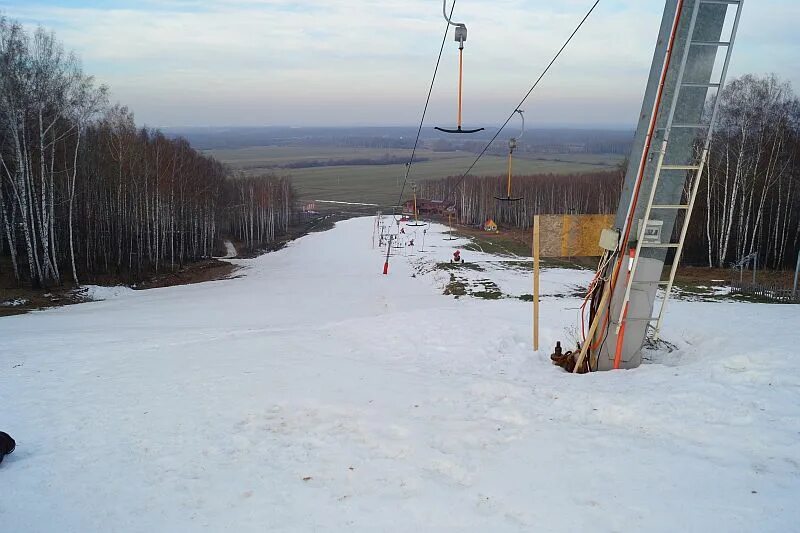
419, 171, 622, 229
0, 17, 295, 288
424, 74, 800, 271
687, 74, 800, 269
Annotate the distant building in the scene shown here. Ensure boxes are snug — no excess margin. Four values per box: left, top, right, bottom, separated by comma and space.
402, 198, 455, 216
483, 219, 498, 232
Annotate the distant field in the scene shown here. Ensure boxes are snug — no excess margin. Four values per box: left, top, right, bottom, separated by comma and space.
208, 146, 623, 206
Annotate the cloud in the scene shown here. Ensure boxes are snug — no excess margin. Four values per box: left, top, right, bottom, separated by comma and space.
2, 0, 797, 127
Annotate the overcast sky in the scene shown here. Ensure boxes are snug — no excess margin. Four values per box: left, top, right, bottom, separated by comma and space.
2, 0, 798, 128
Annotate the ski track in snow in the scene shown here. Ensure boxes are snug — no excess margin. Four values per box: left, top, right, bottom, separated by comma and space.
1, 217, 799, 532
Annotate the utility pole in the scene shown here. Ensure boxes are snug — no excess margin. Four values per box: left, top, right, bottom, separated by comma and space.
532, 216, 540, 351
793, 248, 799, 300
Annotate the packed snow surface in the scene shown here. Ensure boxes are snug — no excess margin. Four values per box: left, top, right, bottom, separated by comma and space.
2, 217, 799, 532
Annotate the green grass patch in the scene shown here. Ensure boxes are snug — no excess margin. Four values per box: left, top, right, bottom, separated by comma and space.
472, 290, 503, 300
461, 239, 531, 258
436, 261, 484, 272
471, 279, 503, 300
209, 146, 623, 205
443, 274, 468, 298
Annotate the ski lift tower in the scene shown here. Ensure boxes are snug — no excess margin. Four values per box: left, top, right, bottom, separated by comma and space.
589, 0, 743, 371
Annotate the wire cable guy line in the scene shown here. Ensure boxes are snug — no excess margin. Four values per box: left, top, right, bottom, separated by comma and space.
394, 0, 457, 212
448, 0, 601, 193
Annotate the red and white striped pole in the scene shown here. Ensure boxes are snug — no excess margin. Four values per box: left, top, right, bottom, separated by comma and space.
383, 235, 394, 275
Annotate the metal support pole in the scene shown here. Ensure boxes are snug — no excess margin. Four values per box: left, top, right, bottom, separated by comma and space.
457, 45, 463, 129
383, 235, 394, 275
793, 249, 800, 300
533, 216, 540, 351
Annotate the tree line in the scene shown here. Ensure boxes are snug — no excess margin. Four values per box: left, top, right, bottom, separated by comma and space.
0, 17, 295, 288
423, 74, 800, 271
419, 170, 622, 229
226, 176, 294, 251
685, 74, 800, 269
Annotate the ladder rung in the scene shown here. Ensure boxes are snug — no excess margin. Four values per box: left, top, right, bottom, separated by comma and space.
682, 82, 721, 88
640, 243, 680, 248
700, 0, 740, 4
671, 123, 708, 129
626, 316, 660, 322
631, 280, 670, 285
650, 204, 689, 209
690, 41, 731, 47
662, 165, 700, 171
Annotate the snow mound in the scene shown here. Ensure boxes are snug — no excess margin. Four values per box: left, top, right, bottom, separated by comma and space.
1, 297, 28, 307
80, 284, 135, 301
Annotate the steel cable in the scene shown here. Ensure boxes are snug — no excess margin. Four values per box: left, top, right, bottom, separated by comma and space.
393, 0, 457, 214
447, 0, 601, 193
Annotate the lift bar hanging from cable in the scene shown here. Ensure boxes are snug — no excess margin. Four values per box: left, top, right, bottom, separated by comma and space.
435, 0, 485, 134
495, 109, 525, 202
406, 182, 427, 227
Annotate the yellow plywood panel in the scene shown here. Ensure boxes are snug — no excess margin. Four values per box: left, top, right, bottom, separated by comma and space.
539, 214, 614, 258
539, 215, 563, 258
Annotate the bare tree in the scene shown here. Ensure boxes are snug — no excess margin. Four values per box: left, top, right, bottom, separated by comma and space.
0, 16, 296, 287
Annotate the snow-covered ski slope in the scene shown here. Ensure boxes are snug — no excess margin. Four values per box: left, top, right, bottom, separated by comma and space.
2, 216, 798, 532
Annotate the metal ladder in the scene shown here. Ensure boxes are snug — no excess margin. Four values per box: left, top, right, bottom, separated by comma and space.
617, 0, 744, 341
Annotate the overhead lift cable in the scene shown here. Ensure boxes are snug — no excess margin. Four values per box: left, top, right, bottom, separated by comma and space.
447, 0, 601, 193
394, 0, 458, 215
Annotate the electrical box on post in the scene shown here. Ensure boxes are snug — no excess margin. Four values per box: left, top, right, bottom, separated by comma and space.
599, 228, 620, 252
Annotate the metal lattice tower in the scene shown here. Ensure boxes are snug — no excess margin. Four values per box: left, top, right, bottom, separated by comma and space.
594, 0, 744, 371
